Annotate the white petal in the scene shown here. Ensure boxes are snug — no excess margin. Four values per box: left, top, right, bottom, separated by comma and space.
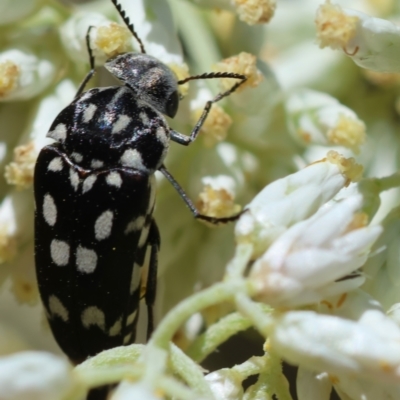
270, 311, 400, 383
0, 351, 78, 400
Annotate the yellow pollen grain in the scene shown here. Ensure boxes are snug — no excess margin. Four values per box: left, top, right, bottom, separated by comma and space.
192, 104, 232, 147
169, 62, 190, 97
326, 150, 363, 184
214, 52, 263, 92
5, 142, 37, 190
327, 114, 366, 153
95, 23, 131, 59
315, 1, 359, 50
12, 276, 39, 305
0, 225, 17, 264
0, 60, 19, 98
197, 184, 241, 219
233, 0, 276, 25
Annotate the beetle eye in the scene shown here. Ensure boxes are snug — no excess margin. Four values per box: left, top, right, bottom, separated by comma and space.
166, 90, 179, 118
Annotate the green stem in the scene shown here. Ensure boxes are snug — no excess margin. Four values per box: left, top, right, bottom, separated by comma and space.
150, 280, 250, 349
76, 344, 144, 369
169, 344, 215, 398
374, 172, 400, 192
232, 355, 269, 378
187, 311, 252, 362
235, 293, 274, 337
159, 375, 212, 400
76, 365, 142, 388
224, 242, 253, 280
268, 351, 293, 400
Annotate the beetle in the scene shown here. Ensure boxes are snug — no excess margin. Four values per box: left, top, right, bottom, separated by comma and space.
34, 0, 246, 371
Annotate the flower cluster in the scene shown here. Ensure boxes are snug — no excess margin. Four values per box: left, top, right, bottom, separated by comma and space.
1, 0, 400, 399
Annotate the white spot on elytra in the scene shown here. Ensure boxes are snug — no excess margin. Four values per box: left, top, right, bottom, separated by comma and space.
126, 310, 137, 325
80, 92, 92, 101
83, 175, 97, 193
138, 224, 150, 248
91, 159, 104, 169
109, 317, 122, 336
48, 295, 69, 321
106, 172, 122, 188
76, 245, 98, 273
139, 112, 149, 125
43, 194, 57, 226
94, 210, 114, 240
130, 263, 142, 294
83, 103, 97, 123
111, 114, 131, 134
125, 216, 145, 235
156, 126, 169, 147
71, 152, 83, 163
50, 239, 70, 266
81, 306, 105, 330
120, 148, 146, 170
123, 332, 132, 344
48, 123, 67, 142
69, 168, 79, 191
47, 157, 63, 172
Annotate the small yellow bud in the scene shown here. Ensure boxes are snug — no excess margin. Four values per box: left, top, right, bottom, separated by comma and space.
327, 114, 366, 153
316, 1, 359, 50
214, 52, 263, 92
0, 225, 17, 264
233, 0, 276, 25
0, 60, 19, 99
191, 104, 232, 147
169, 63, 190, 97
5, 142, 37, 190
95, 23, 132, 59
197, 179, 241, 220
326, 150, 363, 184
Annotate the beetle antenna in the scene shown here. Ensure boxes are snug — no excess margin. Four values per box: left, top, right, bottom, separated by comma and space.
110, 0, 146, 54
178, 72, 247, 101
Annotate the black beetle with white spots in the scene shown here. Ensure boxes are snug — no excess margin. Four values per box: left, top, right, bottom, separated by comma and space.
34, 0, 247, 382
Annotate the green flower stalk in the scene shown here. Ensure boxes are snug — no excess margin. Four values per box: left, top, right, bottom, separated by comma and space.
2, 0, 400, 400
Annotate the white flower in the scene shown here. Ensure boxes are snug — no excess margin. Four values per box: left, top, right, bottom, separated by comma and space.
0, 351, 81, 400
60, 12, 132, 66
270, 309, 400, 383
249, 193, 381, 307
235, 152, 363, 258
205, 369, 243, 400
285, 89, 366, 153
316, 1, 400, 72
0, 50, 55, 101
111, 381, 162, 400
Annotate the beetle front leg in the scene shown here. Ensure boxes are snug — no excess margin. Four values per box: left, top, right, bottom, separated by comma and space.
159, 165, 244, 224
